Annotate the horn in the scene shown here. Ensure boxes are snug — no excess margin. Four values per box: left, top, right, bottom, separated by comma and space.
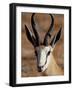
31, 13, 40, 46
50, 26, 62, 47
25, 25, 37, 47
43, 14, 54, 46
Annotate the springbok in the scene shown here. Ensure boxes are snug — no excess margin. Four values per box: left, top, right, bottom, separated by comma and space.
25, 13, 64, 76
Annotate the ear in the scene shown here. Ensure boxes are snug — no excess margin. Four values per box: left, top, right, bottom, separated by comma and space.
25, 25, 36, 47
50, 27, 62, 47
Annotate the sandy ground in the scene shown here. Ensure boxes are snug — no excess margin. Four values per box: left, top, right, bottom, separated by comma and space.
21, 13, 64, 77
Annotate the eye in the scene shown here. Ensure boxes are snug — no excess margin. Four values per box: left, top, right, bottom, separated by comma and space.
47, 51, 51, 56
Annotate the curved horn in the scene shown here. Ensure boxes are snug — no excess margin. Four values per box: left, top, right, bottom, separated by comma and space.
31, 13, 40, 46
43, 14, 54, 46
50, 26, 62, 47
25, 25, 37, 47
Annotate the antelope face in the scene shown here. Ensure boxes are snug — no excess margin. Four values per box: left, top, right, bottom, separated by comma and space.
25, 13, 62, 72
35, 46, 52, 72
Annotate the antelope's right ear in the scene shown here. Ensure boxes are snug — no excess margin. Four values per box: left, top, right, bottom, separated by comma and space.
50, 27, 62, 47
25, 25, 36, 47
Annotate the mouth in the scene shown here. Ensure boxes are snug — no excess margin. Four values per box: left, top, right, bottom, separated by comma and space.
37, 66, 47, 72
37, 58, 48, 72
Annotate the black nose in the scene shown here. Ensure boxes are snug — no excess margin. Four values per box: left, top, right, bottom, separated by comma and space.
38, 66, 42, 72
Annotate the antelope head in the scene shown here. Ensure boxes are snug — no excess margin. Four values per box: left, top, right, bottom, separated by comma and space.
25, 13, 62, 72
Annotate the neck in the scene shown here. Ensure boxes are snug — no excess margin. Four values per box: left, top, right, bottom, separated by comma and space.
42, 53, 64, 76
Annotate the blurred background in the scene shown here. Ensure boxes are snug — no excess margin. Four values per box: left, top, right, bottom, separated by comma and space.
21, 13, 64, 77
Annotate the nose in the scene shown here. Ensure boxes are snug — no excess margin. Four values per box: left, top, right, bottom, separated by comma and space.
37, 66, 42, 72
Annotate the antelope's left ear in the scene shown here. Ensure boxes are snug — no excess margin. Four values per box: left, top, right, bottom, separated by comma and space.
50, 27, 62, 47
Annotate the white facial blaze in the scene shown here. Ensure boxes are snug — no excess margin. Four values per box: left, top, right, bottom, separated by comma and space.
38, 46, 52, 72
39, 49, 46, 66
42, 54, 51, 72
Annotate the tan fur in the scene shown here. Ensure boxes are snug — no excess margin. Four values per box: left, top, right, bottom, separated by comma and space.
42, 53, 64, 76
35, 45, 45, 50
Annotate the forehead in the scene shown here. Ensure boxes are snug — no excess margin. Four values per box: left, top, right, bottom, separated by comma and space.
35, 45, 51, 52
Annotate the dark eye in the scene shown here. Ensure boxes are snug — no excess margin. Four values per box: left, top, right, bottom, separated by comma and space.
47, 51, 51, 56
